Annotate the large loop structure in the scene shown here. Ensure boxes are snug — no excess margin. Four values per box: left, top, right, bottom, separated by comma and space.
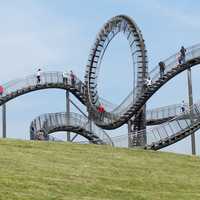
85, 15, 148, 129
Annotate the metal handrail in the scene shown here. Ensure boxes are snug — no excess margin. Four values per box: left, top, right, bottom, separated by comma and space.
30, 112, 113, 146
129, 102, 200, 148
109, 102, 200, 148
92, 43, 200, 127
0, 71, 86, 106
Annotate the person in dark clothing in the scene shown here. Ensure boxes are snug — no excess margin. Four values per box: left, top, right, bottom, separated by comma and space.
36, 69, 42, 84
180, 46, 186, 63
159, 61, 165, 78
181, 100, 185, 113
176, 52, 182, 65
70, 70, 75, 86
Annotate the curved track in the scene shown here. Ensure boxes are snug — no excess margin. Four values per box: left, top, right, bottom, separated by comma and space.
1, 15, 200, 150
30, 112, 113, 146
0, 71, 86, 106
143, 103, 200, 150
86, 42, 200, 129
85, 15, 148, 129
84, 15, 200, 131
146, 103, 183, 125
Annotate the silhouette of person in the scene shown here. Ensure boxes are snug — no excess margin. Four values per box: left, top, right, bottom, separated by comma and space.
37, 69, 42, 84
159, 61, 165, 78
180, 46, 186, 64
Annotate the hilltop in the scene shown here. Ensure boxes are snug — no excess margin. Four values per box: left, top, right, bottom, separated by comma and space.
0, 139, 200, 200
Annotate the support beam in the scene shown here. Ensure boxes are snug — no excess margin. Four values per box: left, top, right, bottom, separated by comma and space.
71, 134, 78, 142
2, 104, 6, 138
128, 56, 147, 147
89, 115, 92, 134
128, 105, 146, 147
69, 97, 92, 143
187, 67, 196, 155
69, 98, 88, 118
66, 90, 70, 141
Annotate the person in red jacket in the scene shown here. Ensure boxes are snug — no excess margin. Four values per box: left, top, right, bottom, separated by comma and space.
0, 85, 4, 96
98, 104, 105, 120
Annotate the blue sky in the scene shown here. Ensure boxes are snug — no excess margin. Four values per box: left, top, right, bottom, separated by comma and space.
0, 0, 200, 154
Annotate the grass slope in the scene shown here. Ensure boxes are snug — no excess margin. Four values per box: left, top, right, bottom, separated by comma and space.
0, 139, 200, 200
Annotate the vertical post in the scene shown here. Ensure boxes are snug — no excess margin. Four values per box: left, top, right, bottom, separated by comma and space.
89, 114, 92, 132
128, 120, 132, 147
187, 67, 196, 155
128, 106, 146, 147
88, 113, 92, 144
89, 119, 92, 133
2, 104, 6, 138
66, 90, 70, 141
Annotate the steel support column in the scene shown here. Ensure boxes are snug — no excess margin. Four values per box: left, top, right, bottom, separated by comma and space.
2, 104, 6, 138
88, 114, 92, 135
187, 67, 196, 155
69, 98, 88, 118
87, 112, 92, 144
128, 105, 146, 147
66, 90, 70, 141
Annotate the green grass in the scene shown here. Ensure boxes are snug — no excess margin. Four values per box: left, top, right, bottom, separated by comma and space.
0, 139, 200, 200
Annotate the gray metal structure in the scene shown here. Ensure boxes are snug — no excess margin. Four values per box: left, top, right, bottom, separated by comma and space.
30, 112, 114, 146
66, 90, 70, 141
1, 15, 200, 151
187, 67, 196, 155
2, 104, 6, 138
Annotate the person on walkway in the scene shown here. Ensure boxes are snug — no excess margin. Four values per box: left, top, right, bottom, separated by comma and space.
98, 104, 105, 120
70, 70, 75, 86
77, 79, 82, 92
145, 76, 152, 87
180, 46, 186, 64
36, 69, 42, 84
62, 71, 68, 85
176, 52, 182, 65
181, 100, 185, 113
159, 61, 165, 78
0, 85, 4, 97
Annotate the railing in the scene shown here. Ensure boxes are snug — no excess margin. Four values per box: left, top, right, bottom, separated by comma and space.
98, 43, 200, 125
107, 102, 200, 148
0, 68, 190, 125
0, 71, 85, 98
1, 43, 200, 146
30, 112, 113, 146
1, 44, 199, 128
99, 99, 186, 123
45, 135, 89, 144
131, 102, 200, 147
99, 97, 117, 112
146, 103, 183, 122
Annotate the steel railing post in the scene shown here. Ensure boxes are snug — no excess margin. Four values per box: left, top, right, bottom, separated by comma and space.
187, 67, 196, 155
66, 90, 70, 141
2, 104, 6, 138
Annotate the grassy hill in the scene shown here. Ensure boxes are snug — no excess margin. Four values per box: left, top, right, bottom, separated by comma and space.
0, 139, 200, 200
